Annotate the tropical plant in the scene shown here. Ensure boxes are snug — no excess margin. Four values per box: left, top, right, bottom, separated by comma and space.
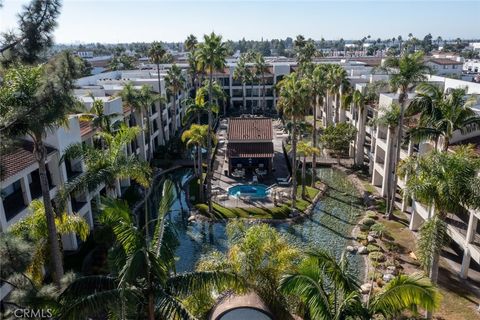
57, 180, 237, 320
254, 52, 269, 111
197, 221, 302, 319
294, 35, 316, 75
184, 34, 198, 52
195, 32, 228, 214
406, 83, 480, 151
277, 72, 310, 210
165, 64, 186, 135
0, 53, 83, 286
148, 41, 168, 144
398, 146, 480, 285
321, 123, 357, 163
78, 93, 119, 134
233, 54, 250, 111
297, 141, 320, 198
181, 124, 213, 202
327, 64, 350, 123
58, 124, 151, 205
305, 64, 328, 184
280, 250, 440, 320
375, 103, 401, 217
379, 52, 431, 217
10, 200, 89, 284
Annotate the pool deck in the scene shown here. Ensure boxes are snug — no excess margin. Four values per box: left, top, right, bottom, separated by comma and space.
211, 118, 291, 208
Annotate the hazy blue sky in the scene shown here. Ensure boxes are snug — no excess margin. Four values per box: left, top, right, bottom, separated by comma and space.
1, 1, 479, 43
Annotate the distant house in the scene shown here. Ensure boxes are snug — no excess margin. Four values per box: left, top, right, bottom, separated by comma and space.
226, 117, 274, 175
426, 58, 463, 77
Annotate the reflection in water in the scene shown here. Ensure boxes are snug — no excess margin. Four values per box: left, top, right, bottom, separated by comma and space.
146, 168, 364, 278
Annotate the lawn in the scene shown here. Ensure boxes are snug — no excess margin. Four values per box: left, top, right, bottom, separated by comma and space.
195, 185, 320, 220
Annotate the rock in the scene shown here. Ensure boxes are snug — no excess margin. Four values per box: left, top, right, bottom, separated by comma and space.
360, 283, 372, 294
367, 205, 377, 211
358, 246, 368, 254
368, 231, 378, 238
386, 266, 398, 275
188, 215, 196, 222
367, 235, 376, 243
383, 274, 395, 282
346, 245, 357, 253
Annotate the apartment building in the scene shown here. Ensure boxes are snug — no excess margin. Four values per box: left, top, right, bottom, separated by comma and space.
426, 58, 464, 77
340, 72, 480, 280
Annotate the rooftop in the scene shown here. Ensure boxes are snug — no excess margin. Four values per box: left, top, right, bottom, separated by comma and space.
227, 117, 273, 141
428, 58, 463, 66
0, 141, 57, 182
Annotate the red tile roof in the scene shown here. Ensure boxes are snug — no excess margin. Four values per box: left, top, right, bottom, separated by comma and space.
79, 120, 96, 137
227, 142, 274, 158
0, 141, 57, 181
428, 58, 463, 66
227, 117, 273, 141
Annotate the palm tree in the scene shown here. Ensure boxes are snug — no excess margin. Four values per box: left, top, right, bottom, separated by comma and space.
406, 83, 480, 151
10, 200, 90, 284
148, 41, 168, 144
58, 180, 237, 320
78, 93, 119, 134
398, 146, 480, 286
233, 55, 249, 111
305, 65, 327, 184
281, 250, 440, 320
277, 72, 310, 210
0, 54, 83, 286
165, 64, 186, 135
254, 52, 268, 112
182, 86, 220, 126
182, 124, 212, 202
195, 32, 228, 214
58, 124, 151, 205
184, 34, 198, 53
327, 65, 349, 123
380, 52, 431, 217
297, 142, 320, 198
375, 104, 401, 216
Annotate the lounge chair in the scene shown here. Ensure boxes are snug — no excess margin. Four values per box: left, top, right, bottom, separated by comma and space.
277, 176, 291, 186
252, 175, 258, 184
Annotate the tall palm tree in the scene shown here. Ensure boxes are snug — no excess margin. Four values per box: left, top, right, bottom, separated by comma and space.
281, 250, 440, 320
375, 104, 401, 216
398, 146, 480, 286
380, 52, 431, 217
297, 141, 320, 198
277, 72, 310, 210
165, 64, 186, 135
148, 41, 168, 145
327, 65, 349, 124
182, 86, 220, 126
10, 200, 90, 284
407, 83, 480, 151
195, 32, 228, 214
58, 180, 237, 320
305, 65, 327, 184
254, 52, 268, 112
233, 55, 249, 111
0, 53, 83, 286
58, 124, 151, 204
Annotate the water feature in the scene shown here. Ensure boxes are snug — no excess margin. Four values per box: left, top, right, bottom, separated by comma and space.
147, 167, 364, 278
228, 184, 269, 199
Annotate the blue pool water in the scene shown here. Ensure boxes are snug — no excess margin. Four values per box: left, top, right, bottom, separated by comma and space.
228, 184, 269, 198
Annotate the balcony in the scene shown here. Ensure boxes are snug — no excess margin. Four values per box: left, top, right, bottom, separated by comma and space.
29, 169, 55, 200
71, 197, 87, 212
3, 189, 26, 221
66, 161, 83, 182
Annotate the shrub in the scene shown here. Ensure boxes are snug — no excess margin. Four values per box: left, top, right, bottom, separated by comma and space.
359, 224, 370, 232
369, 251, 386, 262
370, 223, 387, 239
362, 218, 376, 227
367, 244, 382, 253
365, 210, 378, 219
356, 233, 367, 241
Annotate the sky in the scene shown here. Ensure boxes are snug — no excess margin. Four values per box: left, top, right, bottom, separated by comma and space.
1, 0, 479, 43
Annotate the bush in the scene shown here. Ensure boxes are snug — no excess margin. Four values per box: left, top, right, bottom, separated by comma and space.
369, 251, 386, 262
359, 224, 370, 232
362, 218, 376, 227
365, 211, 378, 219
367, 244, 382, 253
356, 233, 367, 241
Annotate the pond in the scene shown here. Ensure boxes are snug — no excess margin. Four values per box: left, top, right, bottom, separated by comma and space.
146, 167, 365, 279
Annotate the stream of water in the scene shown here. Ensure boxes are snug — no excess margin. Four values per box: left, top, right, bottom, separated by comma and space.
146, 167, 365, 279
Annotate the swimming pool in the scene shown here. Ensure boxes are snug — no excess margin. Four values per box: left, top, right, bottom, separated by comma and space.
228, 184, 269, 198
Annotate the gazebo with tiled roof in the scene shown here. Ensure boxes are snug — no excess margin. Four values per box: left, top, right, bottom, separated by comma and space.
226, 117, 274, 175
